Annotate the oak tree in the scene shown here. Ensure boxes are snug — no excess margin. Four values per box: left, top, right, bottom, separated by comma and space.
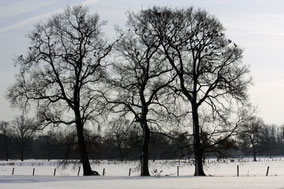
130, 7, 251, 176
7, 5, 112, 175
105, 18, 175, 176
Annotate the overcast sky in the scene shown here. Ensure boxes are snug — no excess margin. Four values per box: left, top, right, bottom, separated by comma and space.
1, 0, 284, 125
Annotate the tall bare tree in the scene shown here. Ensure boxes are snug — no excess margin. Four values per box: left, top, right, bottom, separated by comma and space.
129, 7, 251, 176
7, 6, 113, 175
105, 21, 176, 176
0, 121, 10, 161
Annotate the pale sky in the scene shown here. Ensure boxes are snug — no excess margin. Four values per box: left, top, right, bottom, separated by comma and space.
1, 0, 284, 125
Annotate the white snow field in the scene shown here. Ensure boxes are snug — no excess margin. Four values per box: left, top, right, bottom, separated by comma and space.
0, 158, 284, 189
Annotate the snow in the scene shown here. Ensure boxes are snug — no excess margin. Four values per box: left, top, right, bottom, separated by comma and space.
1, 158, 284, 189
1, 175, 284, 189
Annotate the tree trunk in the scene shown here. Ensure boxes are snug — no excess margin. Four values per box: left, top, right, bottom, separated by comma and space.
3, 134, 8, 161
47, 137, 50, 161
75, 112, 95, 176
192, 102, 206, 176
140, 121, 150, 176
20, 139, 25, 161
20, 147, 24, 161
253, 146, 257, 162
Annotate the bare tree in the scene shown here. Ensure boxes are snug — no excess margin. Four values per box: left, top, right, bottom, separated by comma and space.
105, 118, 139, 161
0, 121, 10, 161
7, 6, 113, 175
238, 117, 265, 161
104, 20, 176, 176
129, 7, 251, 176
12, 115, 37, 161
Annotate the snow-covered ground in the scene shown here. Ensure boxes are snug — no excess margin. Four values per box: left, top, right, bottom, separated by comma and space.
1, 158, 284, 188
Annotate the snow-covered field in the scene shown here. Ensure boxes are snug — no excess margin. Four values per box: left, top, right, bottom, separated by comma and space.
1, 158, 284, 189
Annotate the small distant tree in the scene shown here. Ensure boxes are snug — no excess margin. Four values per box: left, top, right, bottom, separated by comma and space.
12, 115, 38, 161
260, 124, 279, 156
7, 6, 114, 175
275, 125, 284, 143
238, 117, 265, 161
0, 121, 11, 161
105, 118, 141, 161
35, 130, 60, 161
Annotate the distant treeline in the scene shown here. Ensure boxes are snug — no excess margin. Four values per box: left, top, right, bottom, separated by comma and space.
1, 123, 284, 161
